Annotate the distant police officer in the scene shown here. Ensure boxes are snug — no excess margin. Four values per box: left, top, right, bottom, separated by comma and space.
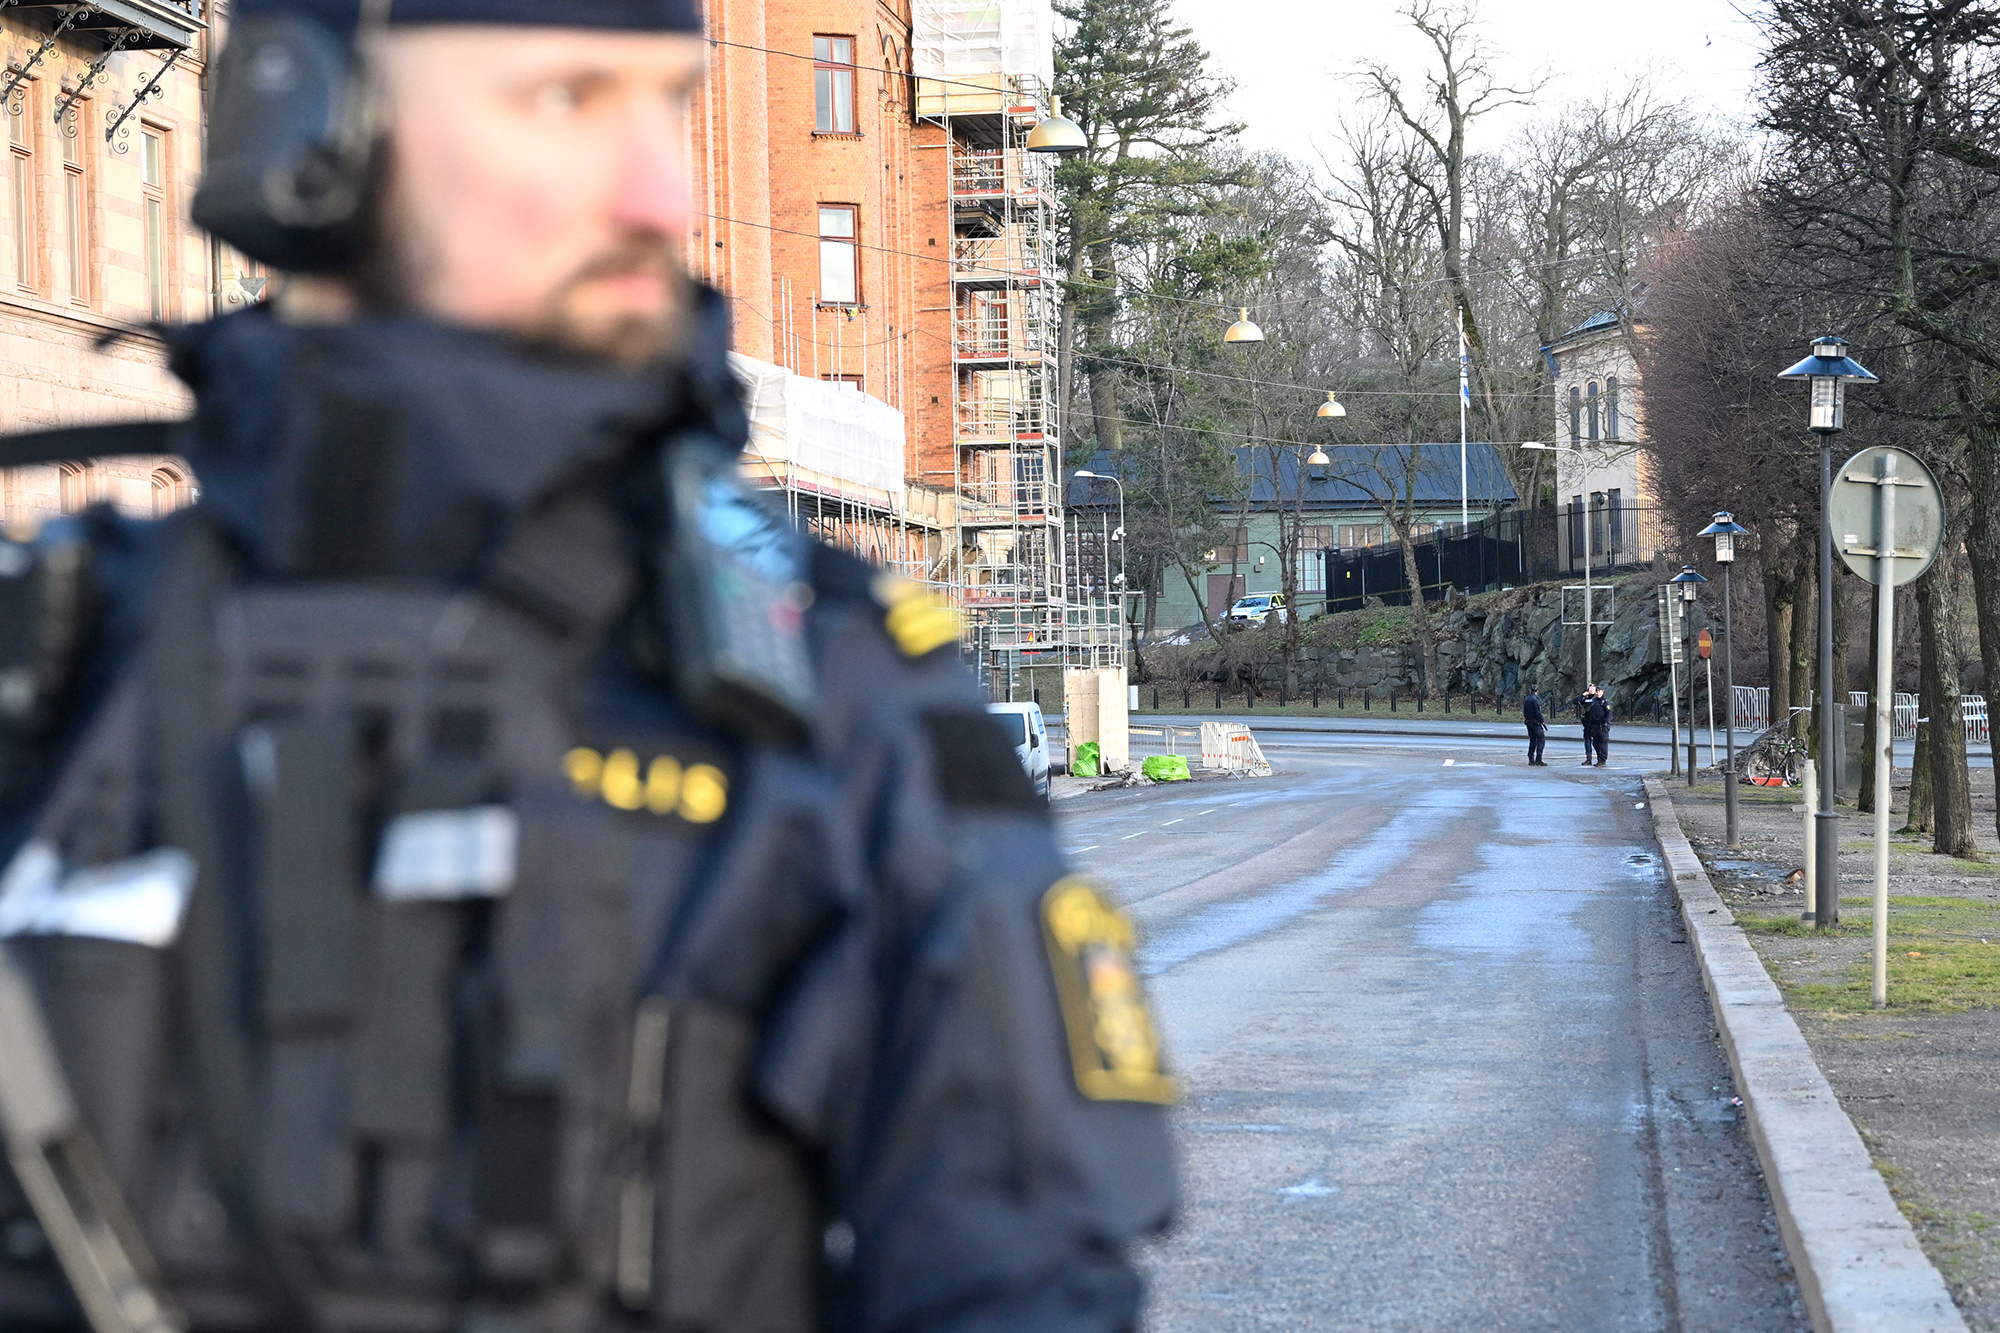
1522, 685, 1547, 766
0, 4, 1176, 1331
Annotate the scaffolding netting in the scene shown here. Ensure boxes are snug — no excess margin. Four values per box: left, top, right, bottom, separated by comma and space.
731, 354, 907, 499
912, 0, 1053, 91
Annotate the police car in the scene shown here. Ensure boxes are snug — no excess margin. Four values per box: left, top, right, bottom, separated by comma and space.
1225, 592, 1289, 627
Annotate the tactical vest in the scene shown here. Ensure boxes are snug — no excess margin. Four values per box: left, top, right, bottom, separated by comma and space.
1, 494, 831, 1332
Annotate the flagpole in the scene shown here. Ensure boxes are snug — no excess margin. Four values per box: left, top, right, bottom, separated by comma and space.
1458, 304, 1469, 529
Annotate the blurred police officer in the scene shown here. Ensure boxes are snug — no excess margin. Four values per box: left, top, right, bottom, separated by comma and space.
0, 3, 1176, 1331
1522, 685, 1547, 766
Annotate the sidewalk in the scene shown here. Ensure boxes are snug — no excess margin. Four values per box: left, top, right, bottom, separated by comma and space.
1670, 772, 2000, 1329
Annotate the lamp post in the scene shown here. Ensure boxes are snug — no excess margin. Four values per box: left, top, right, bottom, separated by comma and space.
1670, 565, 1709, 787
1700, 512, 1751, 845
1072, 466, 1120, 592
1778, 336, 1878, 928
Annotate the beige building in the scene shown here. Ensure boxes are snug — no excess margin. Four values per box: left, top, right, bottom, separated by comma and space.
1546, 311, 1663, 573
0, 1, 234, 530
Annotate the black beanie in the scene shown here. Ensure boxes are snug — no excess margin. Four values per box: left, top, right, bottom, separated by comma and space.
233, 0, 703, 31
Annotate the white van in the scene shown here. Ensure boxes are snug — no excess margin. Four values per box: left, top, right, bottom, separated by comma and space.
986, 702, 1050, 801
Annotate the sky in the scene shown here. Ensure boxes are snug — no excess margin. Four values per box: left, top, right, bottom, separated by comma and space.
1169, 0, 1770, 169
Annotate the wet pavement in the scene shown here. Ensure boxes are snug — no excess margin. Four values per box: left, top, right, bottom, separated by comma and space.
1061, 747, 1806, 1332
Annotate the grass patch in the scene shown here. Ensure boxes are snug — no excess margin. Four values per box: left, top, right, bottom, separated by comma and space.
1743, 896, 2000, 1011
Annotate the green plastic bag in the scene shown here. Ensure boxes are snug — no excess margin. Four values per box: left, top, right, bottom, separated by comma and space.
1142, 754, 1191, 782
1074, 741, 1100, 778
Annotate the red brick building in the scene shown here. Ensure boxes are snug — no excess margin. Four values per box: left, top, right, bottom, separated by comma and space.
691, 0, 1103, 675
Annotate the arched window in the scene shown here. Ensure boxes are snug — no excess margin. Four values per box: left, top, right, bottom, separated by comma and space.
56, 462, 86, 513
1606, 375, 1621, 440
150, 466, 187, 517
1568, 385, 1582, 445
1586, 381, 1600, 441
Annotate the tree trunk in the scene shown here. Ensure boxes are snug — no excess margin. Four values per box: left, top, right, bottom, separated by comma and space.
1905, 719, 1934, 835
1764, 549, 1795, 733
1965, 415, 2000, 840
1788, 550, 1816, 741
1916, 545, 1977, 858
1832, 566, 1854, 698
1394, 528, 1440, 697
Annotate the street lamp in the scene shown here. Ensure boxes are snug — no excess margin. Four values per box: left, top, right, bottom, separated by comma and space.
1670, 565, 1709, 788
1778, 335, 1878, 928
1223, 307, 1264, 345
1072, 469, 1126, 597
1316, 391, 1346, 419
1026, 95, 1087, 154
1699, 511, 1751, 846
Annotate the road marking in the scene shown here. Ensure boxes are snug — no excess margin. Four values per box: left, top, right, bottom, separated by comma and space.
1196, 809, 1217, 815
1071, 846, 1098, 853
1122, 831, 1147, 840
1161, 818, 1184, 826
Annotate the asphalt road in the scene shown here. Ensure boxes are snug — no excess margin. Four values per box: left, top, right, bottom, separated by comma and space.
1060, 747, 1806, 1331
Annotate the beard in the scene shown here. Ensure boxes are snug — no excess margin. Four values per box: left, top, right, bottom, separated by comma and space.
363, 208, 693, 369
526, 234, 693, 368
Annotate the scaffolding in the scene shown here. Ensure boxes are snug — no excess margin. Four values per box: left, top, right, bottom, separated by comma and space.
916, 0, 1119, 686
732, 354, 948, 583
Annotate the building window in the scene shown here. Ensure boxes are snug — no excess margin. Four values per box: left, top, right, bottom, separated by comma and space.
818, 204, 857, 305
10, 92, 33, 292
813, 36, 856, 134
1296, 525, 1334, 591
1568, 494, 1584, 565
56, 462, 86, 513
821, 373, 863, 391
1606, 375, 1621, 440
1607, 487, 1623, 554
1337, 523, 1379, 550
1586, 381, 1600, 441
1567, 385, 1581, 445
151, 466, 188, 516
141, 128, 166, 320
60, 106, 85, 304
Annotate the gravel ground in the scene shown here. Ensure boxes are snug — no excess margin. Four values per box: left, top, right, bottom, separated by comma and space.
1672, 768, 2000, 1328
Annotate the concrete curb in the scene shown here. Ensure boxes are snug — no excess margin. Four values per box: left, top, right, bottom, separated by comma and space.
1642, 777, 1965, 1333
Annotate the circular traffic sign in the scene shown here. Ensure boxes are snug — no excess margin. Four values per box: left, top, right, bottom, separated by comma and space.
1697, 629, 1712, 659
1829, 446, 1945, 587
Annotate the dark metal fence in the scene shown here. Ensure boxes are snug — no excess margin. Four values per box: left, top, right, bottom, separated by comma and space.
1319, 505, 1657, 613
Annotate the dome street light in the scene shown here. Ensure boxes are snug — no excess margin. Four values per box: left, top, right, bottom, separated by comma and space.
1223, 307, 1264, 345
1669, 565, 1710, 788
1026, 94, 1087, 154
1316, 392, 1345, 419
1698, 511, 1753, 846
1777, 336, 1879, 930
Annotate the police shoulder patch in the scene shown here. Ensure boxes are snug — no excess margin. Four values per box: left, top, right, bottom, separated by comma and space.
1040, 878, 1176, 1105
873, 573, 960, 659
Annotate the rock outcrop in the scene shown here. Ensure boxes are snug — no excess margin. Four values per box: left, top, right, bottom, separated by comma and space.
1153, 573, 1712, 721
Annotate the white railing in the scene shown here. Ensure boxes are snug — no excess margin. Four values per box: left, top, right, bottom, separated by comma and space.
1732, 686, 1769, 733
1841, 691, 1987, 743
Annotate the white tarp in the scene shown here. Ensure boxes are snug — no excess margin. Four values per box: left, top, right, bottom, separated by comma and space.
912, 0, 1054, 89
730, 353, 906, 497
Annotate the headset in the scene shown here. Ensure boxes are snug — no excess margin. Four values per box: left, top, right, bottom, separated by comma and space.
191, 1, 392, 275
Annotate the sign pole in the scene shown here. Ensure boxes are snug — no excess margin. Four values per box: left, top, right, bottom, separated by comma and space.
1871, 454, 1898, 1009
1662, 587, 1681, 778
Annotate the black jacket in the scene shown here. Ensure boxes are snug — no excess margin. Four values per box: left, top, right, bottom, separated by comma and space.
1523, 695, 1545, 729
0, 294, 1175, 1333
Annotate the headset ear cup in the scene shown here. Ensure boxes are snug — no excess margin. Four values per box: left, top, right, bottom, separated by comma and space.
193, 14, 379, 275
